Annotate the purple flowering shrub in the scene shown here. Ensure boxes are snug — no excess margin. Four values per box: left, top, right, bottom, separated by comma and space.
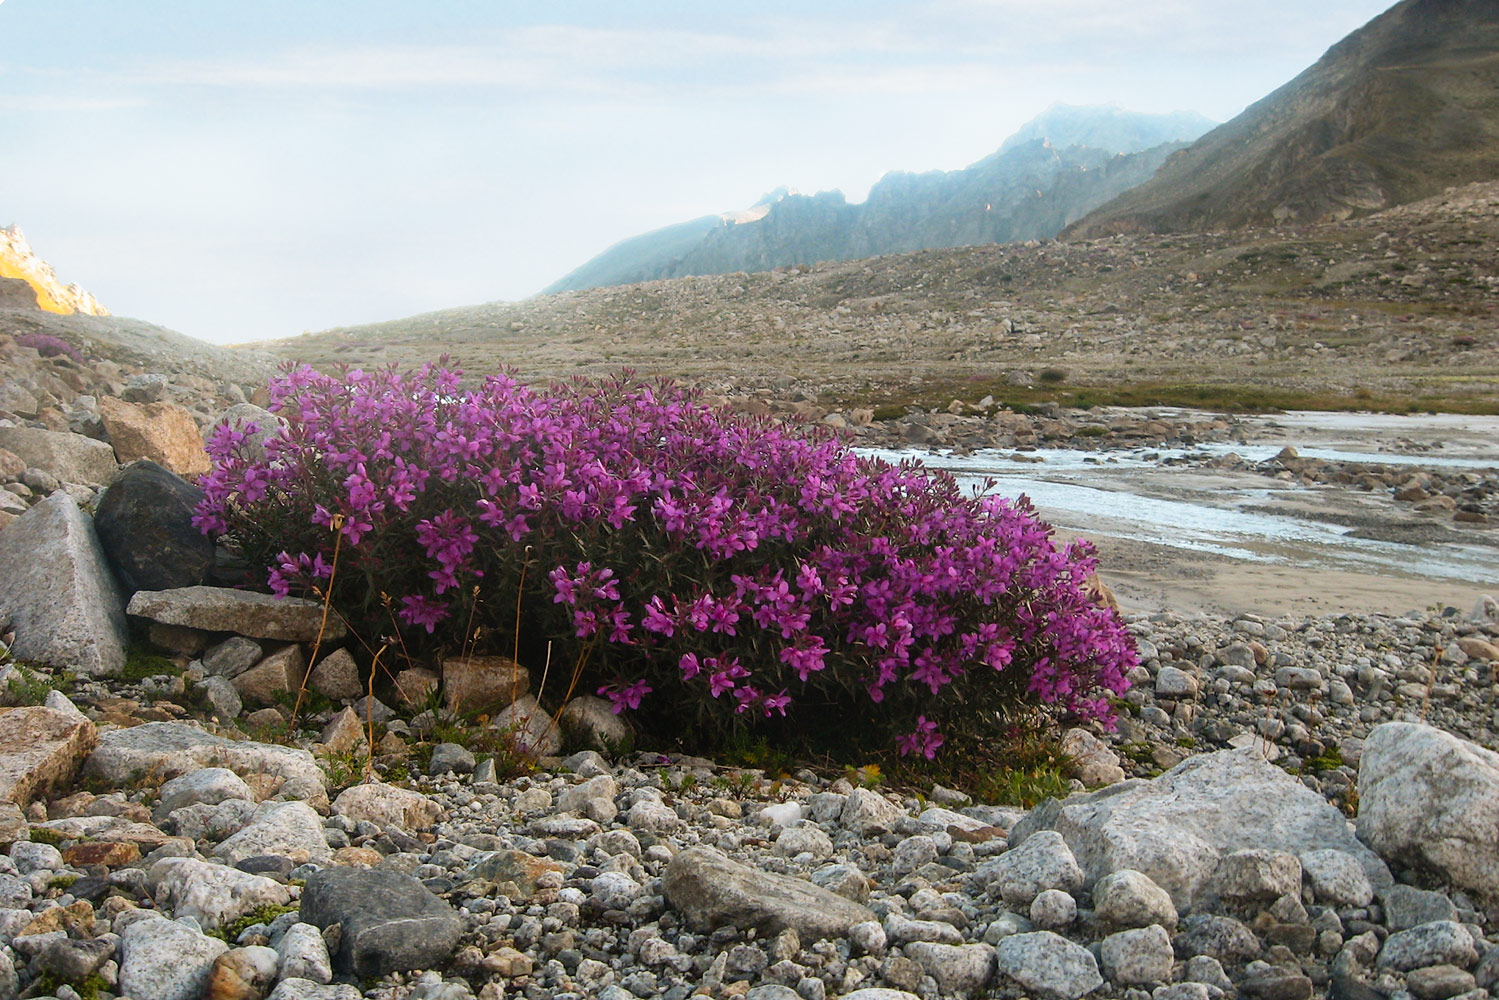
14, 332, 84, 363
196, 364, 1135, 758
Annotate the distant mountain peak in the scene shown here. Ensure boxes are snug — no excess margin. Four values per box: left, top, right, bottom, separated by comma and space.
0, 224, 108, 316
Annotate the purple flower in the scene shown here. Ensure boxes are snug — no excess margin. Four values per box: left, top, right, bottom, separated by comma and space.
598, 678, 652, 713
896, 717, 944, 759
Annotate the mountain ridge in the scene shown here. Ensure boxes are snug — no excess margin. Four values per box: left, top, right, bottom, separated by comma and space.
0, 224, 109, 317
546, 106, 1214, 294
1065, 0, 1499, 238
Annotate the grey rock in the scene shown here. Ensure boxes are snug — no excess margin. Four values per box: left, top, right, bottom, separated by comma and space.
840, 787, 905, 834
199, 674, 243, 720
979, 829, 1084, 906
1156, 665, 1199, 698
207, 946, 280, 1000
121, 373, 169, 403
1357, 722, 1499, 900
1094, 869, 1178, 929
1300, 849, 1374, 908
1017, 747, 1389, 912
308, 649, 363, 701
127, 585, 345, 641
0, 492, 127, 676
203, 636, 264, 678
32, 937, 114, 981
213, 800, 332, 865
558, 694, 629, 750
267, 979, 364, 1000
1383, 885, 1459, 931
276, 922, 333, 984
1212, 849, 1302, 902
1100, 924, 1175, 985
154, 766, 254, 818
1376, 921, 1476, 972
557, 774, 619, 823
231, 645, 303, 707
0, 426, 117, 486
1239, 963, 1313, 1000
86, 721, 325, 790
148, 857, 294, 930
903, 941, 996, 995
1173, 914, 1261, 962
299, 867, 464, 976
429, 742, 476, 776
119, 913, 229, 1000
993, 931, 1103, 1000
774, 823, 834, 861
663, 846, 875, 942
1030, 887, 1078, 929
491, 694, 560, 755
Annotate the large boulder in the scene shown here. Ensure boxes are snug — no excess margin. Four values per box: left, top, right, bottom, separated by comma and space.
213, 801, 331, 865
0, 426, 117, 486
0, 706, 97, 807
1011, 747, 1389, 913
96, 396, 211, 479
0, 492, 127, 676
127, 585, 345, 641
85, 721, 325, 791
663, 846, 876, 942
1357, 722, 1499, 900
148, 857, 294, 930
299, 868, 463, 976
93, 460, 214, 594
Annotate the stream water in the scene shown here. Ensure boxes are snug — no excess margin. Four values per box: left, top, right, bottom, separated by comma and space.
862, 412, 1499, 586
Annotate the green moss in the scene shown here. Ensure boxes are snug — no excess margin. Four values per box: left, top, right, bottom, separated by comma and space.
210, 901, 302, 942
120, 648, 183, 681
30, 971, 108, 1000
48, 873, 78, 891
27, 827, 63, 847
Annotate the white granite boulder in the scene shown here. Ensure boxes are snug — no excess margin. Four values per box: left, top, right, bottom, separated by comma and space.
1012, 747, 1389, 912
1357, 721, 1499, 900
148, 857, 294, 930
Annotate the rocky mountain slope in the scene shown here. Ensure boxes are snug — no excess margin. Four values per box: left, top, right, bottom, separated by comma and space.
0, 226, 108, 317
546, 106, 1214, 293
276, 180, 1499, 415
1065, 0, 1499, 237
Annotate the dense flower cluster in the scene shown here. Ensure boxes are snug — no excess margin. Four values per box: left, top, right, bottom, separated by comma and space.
196, 364, 1135, 755
14, 332, 83, 364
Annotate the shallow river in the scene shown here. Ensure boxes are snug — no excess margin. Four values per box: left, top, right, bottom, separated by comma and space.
864, 411, 1499, 588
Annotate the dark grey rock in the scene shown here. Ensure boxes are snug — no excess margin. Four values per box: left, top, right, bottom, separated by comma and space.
429, 742, 476, 775
299, 868, 464, 976
94, 460, 213, 594
1382, 885, 1458, 931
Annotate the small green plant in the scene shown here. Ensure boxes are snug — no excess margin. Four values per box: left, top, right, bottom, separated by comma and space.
1039, 367, 1067, 385
5, 663, 54, 706
318, 750, 372, 791
121, 648, 183, 681
211, 901, 302, 943
27, 827, 64, 847
1076, 425, 1110, 438
978, 764, 1073, 808
723, 732, 796, 778
1302, 746, 1345, 773
843, 763, 884, 789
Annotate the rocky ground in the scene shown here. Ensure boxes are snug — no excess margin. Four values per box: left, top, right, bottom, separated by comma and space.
4, 261, 1499, 1000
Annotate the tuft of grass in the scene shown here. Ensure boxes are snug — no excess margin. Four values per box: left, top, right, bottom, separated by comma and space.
4, 663, 55, 706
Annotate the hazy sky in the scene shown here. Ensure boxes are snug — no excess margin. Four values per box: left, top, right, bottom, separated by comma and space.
3, 0, 1395, 345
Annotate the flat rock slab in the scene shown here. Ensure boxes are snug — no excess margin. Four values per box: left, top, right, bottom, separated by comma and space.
1012, 747, 1390, 913
84, 721, 325, 791
127, 585, 345, 641
1358, 721, 1499, 901
299, 867, 463, 976
663, 846, 876, 942
0, 426, 118, 486
0, 492, 128, 676
0, 706, 98, 808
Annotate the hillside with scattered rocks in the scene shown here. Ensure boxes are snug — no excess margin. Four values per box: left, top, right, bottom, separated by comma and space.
273, 181, 1499, 417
